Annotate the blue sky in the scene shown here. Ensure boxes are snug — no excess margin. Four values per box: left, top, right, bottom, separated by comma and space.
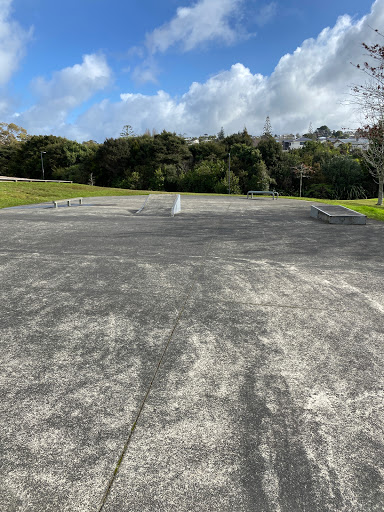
1, 0, 382, 141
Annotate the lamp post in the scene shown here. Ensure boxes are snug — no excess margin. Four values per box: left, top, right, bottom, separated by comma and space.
40, 151, 46, 180
228, 152, 231, 195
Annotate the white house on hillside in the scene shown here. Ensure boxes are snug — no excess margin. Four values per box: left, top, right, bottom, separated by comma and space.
282, 137, 312, 151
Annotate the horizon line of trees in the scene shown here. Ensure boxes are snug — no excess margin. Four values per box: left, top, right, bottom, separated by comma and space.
0, 121, 379, 200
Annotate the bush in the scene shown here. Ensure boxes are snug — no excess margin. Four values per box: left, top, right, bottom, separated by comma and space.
306, 183, 335, 199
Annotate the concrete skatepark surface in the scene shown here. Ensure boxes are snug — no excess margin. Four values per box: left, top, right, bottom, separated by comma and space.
0, 195, 383, 511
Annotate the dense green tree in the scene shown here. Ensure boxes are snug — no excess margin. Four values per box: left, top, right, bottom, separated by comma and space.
273, 150, 302, 194
315, 125, 331, 138
217, 127, 225, 140
230, 143, 272, 193
0, 121, 377, 199
320, 155, 368, 199
223, 128, 253, 150
300, 140, 338, 168
7, 135, 91, 180
0, 122, 29, 145
182, 160, 225, 193
256, 136, 282, 172
0, 143, 20, 176
94, 137, 132, 187
189, 141, 227, 166
120, 124, 135, 138
152, 131, 191, 168
214, 171, 241, 194
332, 130, 345, 138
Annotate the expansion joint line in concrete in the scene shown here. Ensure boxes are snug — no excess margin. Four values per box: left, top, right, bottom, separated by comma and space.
97, 205, 232, 511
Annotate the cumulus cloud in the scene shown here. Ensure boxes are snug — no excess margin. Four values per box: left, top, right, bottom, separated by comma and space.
61, 0, 384, 142
145, 0, 244, 55
13, 0, 384, 142
0, 0, 32, 86
16, 54, 112, 134
132, 0, 246, 83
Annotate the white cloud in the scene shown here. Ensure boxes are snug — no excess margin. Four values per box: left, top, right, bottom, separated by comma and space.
145, 0, 244, 54
63, 1, 384, 142
13, 0, 384, 142
255, 2, 277, 27
132, 0, 246, 83
0, 0, 32, 86
131, 57, 160, 85
16, 54, 112, 134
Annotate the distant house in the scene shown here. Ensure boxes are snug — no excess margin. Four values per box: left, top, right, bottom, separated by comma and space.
332, 138, 370, 150
282, 137, 312, 151
184, 136, 200, 145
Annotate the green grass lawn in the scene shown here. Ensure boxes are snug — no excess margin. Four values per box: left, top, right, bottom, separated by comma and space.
1, 182, 383, 222
0, 182, 149, 209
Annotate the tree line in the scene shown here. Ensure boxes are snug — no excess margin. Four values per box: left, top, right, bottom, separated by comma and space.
0, 122, 377, 199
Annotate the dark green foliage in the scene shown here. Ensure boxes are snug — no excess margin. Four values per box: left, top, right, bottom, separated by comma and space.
189, 141, 227, 166
217, 127, 225, 140
315, 125, 331, 138
321, 155, 369, 199
182, 160, 225, 193
214, 171, 241, 194
306, 183, 335, 199
2, 135, 95, 181
0, 122, 374, 198
0, 143, 20, 176
94, 137, 131, 187
230, 143, 272, 193
256, 136, 282, 172
223, 128, 253, 150
272, 151, 302, 194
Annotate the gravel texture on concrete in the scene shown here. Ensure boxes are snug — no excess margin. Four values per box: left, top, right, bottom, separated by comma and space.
0, 195, 383, 512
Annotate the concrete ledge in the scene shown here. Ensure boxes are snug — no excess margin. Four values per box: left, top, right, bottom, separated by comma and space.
310, 204, 366, 224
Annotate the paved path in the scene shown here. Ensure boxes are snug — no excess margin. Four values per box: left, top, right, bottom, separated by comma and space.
0, 196, 383, 511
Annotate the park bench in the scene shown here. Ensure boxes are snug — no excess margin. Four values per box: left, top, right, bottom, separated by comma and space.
247, 190, 279, 200
53, 197, 83, 208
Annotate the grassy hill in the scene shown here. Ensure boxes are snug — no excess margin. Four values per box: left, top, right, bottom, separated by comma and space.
0, 182, 149, 209
1, 181, 383, 222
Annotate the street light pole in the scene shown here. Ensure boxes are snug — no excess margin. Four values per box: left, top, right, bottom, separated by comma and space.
40, 151, 46, 180
228, 152, 231, 195
299, 169, 303, 197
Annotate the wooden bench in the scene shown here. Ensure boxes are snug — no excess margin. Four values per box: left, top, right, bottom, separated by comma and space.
53, 197, 83, 208
247, 190, 279, 200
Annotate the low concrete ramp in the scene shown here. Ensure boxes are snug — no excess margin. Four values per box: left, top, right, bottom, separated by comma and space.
311, 204, 366, 224
137, 194, 178, 216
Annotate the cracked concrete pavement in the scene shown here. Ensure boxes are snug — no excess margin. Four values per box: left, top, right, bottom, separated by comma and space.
0, 195, 383, 511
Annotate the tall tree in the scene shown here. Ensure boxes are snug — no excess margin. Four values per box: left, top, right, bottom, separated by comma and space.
256, 136, 282, 172
315, 125, 331, 138
362, 122, 384, 204
352, 30, 384, 204
120, 124, 135, 138
217, 127, 225, 140
263, 116, 272, 137
0, 122, 29, 145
